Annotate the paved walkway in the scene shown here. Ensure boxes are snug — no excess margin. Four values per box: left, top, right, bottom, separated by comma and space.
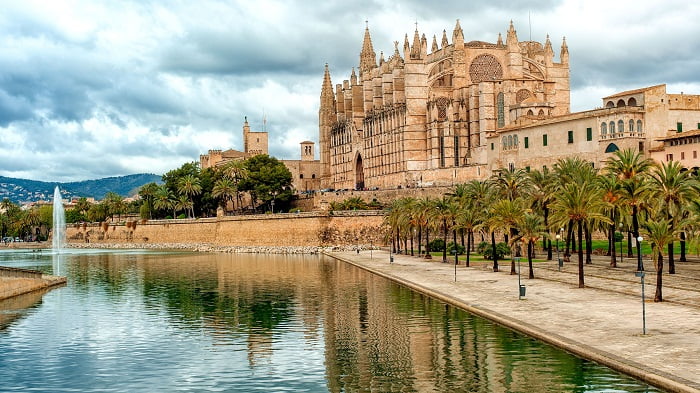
326, 250, 700, 393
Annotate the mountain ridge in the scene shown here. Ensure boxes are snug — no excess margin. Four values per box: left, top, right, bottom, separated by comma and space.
0, 173, 162, 203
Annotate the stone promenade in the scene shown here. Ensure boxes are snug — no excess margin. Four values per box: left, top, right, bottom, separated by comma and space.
326, 250, 700, 393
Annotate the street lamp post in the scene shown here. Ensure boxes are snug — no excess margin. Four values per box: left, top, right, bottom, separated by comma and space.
270, 190, 279, 214
635, 236, 646, 335
517, 255, 525, 299
555, 233, 562, 271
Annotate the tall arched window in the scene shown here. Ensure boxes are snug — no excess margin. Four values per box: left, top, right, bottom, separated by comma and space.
507, 135, 513, 148
601, 122, 607, 136
637, 120, 643, 133
609, 121, 615, 136
513, 135, 518, 146
618, 120, 624, 134
502, 136, 507, 148
497, 92, 505, 128
629, 119, 635, 133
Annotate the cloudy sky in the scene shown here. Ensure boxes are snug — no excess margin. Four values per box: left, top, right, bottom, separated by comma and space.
1, 0, 699, 182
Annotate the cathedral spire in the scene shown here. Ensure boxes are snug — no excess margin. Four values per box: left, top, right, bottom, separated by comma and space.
452, 19, 464, 43
410, 25, 421, 59
431, 34, 439, 53
506, 20, 519, 51
359, 22, 377, 76
497, 32, 503, 46
544, 34, 553, 55
403, 33, 410, 59
560, 36, 569, 64
321, 63, 333, 97
441, 29, 449, 48
350, 67, 357, 85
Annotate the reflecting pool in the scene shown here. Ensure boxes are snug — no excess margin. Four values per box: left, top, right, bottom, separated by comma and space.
0, 249, 662, 392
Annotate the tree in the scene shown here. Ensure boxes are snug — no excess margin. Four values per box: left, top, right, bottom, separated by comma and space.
649, 161, 697, 274
138, 182, 159, 219
212, 178, 236, 212
640, 214, 679, 302
551, 181, 610, 288
597, 174, 623, 267
177, 175, 202, 218
519, 212, 547, 279
488, 198, 527, 274
239, 155, 293, 212
153, 185, 176, 218
430, 197, 459, 263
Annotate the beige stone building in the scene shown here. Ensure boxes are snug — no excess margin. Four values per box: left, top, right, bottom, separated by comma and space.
200, 118, 321, 193
319, 21, 700, 189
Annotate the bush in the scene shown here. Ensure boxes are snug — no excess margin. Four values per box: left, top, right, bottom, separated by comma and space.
482, 242, 510, 260
614, 231, 624, 242
428, 238, 445, 252
177, 213, 186, 219
447, 241, 466, 255
165, 215, 173, 219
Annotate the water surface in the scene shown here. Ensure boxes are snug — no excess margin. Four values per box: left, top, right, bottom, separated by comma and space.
0, 249, 662, 392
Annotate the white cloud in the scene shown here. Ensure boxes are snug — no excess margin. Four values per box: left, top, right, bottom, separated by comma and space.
0, 0, 697, 181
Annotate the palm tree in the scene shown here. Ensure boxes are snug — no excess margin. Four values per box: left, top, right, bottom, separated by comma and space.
212, 178, 237, 213
597, 174, 623, 267
455, 202, 481, 267
414, 197, 432, 256
138, 182, 159, 219
551, 181, 610, 288
528, 167, 556, 260
153, 186, 175, 218
649, 161, 697, 274
175, 195, 192, 218
605, 149, 654, 266
488, 198, 526, 275
491, 167, 531, 201
430, 197, 459, 263
177, 175, 202, 218
640, 214, 680, 302
519, 212, 547, 279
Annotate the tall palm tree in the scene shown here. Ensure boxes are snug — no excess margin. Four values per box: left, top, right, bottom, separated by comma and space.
528, 167, 556, 260
605, 149, 654, 268
491, 167, 531, 202
138, 182, 159, 219
551, 181, 610, 288
212, 178, 237, 213
430, 197, 459, 263
178, 175, 202, 218
455, 202, 481, 267
175, 195, 193, 218
640, 214, 680, 302
153, 186, 176, 218
518, 212, 547, 279
649, 161, 697, 274
597, 174, 623, 267
488, 198, 526, 274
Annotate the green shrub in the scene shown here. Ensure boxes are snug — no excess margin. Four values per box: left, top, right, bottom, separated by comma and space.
447, 241, 466, 255
482, 242, 510, 260
428, 238, 445, 252
177, 213, 186, 219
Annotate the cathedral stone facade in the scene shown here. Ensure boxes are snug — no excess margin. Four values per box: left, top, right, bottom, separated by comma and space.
319, 21, 570, 190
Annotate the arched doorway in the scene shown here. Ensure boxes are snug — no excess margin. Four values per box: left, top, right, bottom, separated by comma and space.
605, 143, 620, 153
355, 154, 365, 190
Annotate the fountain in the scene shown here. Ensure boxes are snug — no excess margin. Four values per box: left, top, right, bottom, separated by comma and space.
52, 186, 66, 253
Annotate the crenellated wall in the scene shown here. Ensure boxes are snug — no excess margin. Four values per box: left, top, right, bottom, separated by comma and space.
65, 212, 387, 247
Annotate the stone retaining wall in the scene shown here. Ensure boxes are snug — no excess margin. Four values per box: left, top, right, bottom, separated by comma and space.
0, 275, 66, 300
66, 211, 387, 247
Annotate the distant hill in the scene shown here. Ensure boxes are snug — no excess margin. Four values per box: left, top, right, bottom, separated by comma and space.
0, 174, 162, 203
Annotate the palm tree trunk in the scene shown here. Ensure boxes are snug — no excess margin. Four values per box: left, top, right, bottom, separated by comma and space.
466, 230, 471, 267
680, 231, 687, 262
410, 232, 414, 256
510, 228, 516, 275
610, 224, 617, 267
678, 231, 687, 262
565, 221, 572, 255
655, 252, 663, 302
442, 219, 448, 263
426, 228, 430, 255
633, 205, 642, 270
627, 231, 633, 258
453, 228, 458, 265
668, 242, 676, 274
577, 220, 585, 288
585, 223, 592, 265
528, 240, 535, 279
417, 226, 422, 256
491, 231, 498, 272
460, 230, 465, 248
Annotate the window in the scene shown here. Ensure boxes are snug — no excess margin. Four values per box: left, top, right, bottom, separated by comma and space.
543, 134, 548, 146
502, 136, 507, 148
491, 143, 494, 150
525, 166, 531, 172
568, 130, 574, 144
586, 127, 592, 141
629, 119, 634, 133
697, 123, 700, 130
694, 151, 697, 159
300, 174, 304, 179
312, 174, 316, 179
682, 152, 685, 159
637, 120, 643, 133
497, 93, 505, 128
618, 120, 624, 134
524, 136, 529, 148
513, 135, 518, 147
601, 122, 607, 136
609, 121, 615, 136
509, 163, 515, 171
507, 135, 513, 148
454, 135, 460, 167
667, 154, 673, 161
677, 122, 683, 133
439, 137, 445, 167
639, 141, 644, 152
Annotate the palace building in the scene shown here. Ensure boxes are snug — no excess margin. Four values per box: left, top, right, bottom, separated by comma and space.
319, 21, 700, 190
